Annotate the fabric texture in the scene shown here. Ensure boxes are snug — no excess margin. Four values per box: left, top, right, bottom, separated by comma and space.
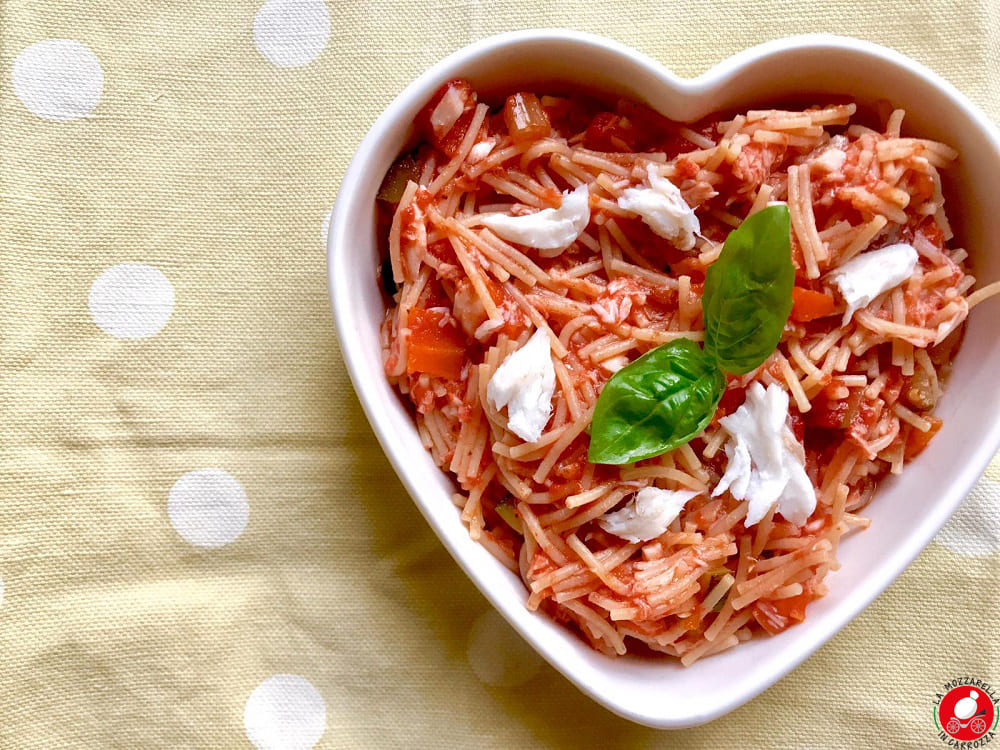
1, 1, 998, 747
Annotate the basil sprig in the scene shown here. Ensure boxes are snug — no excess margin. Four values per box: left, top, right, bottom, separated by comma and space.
703, 204, 795, 374
588, 205, 792, 465
587, 340, 726, 464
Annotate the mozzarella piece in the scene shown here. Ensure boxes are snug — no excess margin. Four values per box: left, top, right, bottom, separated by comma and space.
813, 147, 847, 173
486, 329, 556, 442
712, 383, 816, 527
467, 138, 496, 164
598, 487, 700, 543
827, 242, 919, 324
429, 85, 466, 138
479, 184, 590, 253
617, 164, 700, 251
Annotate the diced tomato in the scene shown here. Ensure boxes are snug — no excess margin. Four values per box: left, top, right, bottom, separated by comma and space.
732, 141, 784, 185
906, 169, 936, 205
807, 393, 852, 430
849, 397, 882, 443
545, 480, 583, 502
439, 108, 484, 158
405, 308, 467, 379
752, 592, 813, 635
658, 133, 698, 161
539, 96, 593, 138
791, 287, 837, 323
788, 413, 806, 443
675, 157, 700, 180
415, 79, 478, 156
715, 383, 748, 420
614, 99, 669, 130
451, 275, 525, 341
904, 416, 943, 460
917, 216, 946, 249
503, 92, 551, 143
882, 367, 906, 405
789, 233, 806, 277
550, 437, 588, 483
614, 99, 677, 149
583, 112, 639, 152
680, 605, 703, 631
426, 239, 456, 266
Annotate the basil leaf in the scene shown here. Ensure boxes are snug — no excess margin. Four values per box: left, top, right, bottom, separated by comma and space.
702, 204, 794, 375
588, 339, 726, 465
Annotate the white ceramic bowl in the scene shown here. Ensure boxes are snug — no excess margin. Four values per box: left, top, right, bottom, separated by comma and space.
328, 30, 1000, 728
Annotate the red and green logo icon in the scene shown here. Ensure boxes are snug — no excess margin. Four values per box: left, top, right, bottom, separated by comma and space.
936, 684, 997, 743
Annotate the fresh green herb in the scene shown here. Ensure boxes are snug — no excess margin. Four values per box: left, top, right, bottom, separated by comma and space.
702, 204, 794, 375
588, 205, 793, 464
495, 502, 523, 534
587, 339, 725, 465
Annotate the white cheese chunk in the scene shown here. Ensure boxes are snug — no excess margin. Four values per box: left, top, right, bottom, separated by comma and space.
712, 383, 816, 527
467, 138, 496, 164
479, 184, 590, 254
617, 164, 700, 251
429, 85, 466, 138
827, 242, 919, 324
486, 329, 556, 442
598, 487, 700, 543
813, 147, 847, 173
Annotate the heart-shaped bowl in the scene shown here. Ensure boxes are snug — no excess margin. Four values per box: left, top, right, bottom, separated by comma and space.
328, 30, 1000, 728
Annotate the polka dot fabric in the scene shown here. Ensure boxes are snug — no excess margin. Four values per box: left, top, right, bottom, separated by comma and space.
0, 2, 997, 748
13, 39, 103, 121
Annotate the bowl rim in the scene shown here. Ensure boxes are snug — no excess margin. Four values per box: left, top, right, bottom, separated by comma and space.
328, 29, 1000, 728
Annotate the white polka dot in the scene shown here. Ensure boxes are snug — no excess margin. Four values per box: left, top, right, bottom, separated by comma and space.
467, 610, 542, 687
244, 674, 326, 750
12, 39, 103, 121
321, 207, 332, 248
88, 263, 174, 339
936, 477, 1000, 557
168, 469, 248, 549
253, 0, 330, 68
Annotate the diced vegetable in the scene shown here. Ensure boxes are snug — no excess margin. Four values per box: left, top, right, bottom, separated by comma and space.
807, 388, 862, 430
790, 287, 837, 323
752, 593, 811, 635
614, 99, 673, 148
405, 308, 467, 380
495, 503, 523, 534
377, 155, 420, 203
437, 109, 482, 158
714, 383, 748, 420
503, 92, 551, 144
904, 416, 943, 460
415, 80, 478, 156
583, 112, 638, 152
905, 369, 937, 411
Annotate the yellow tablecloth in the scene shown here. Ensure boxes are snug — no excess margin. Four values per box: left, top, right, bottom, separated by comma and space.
2, 2, 998, 747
